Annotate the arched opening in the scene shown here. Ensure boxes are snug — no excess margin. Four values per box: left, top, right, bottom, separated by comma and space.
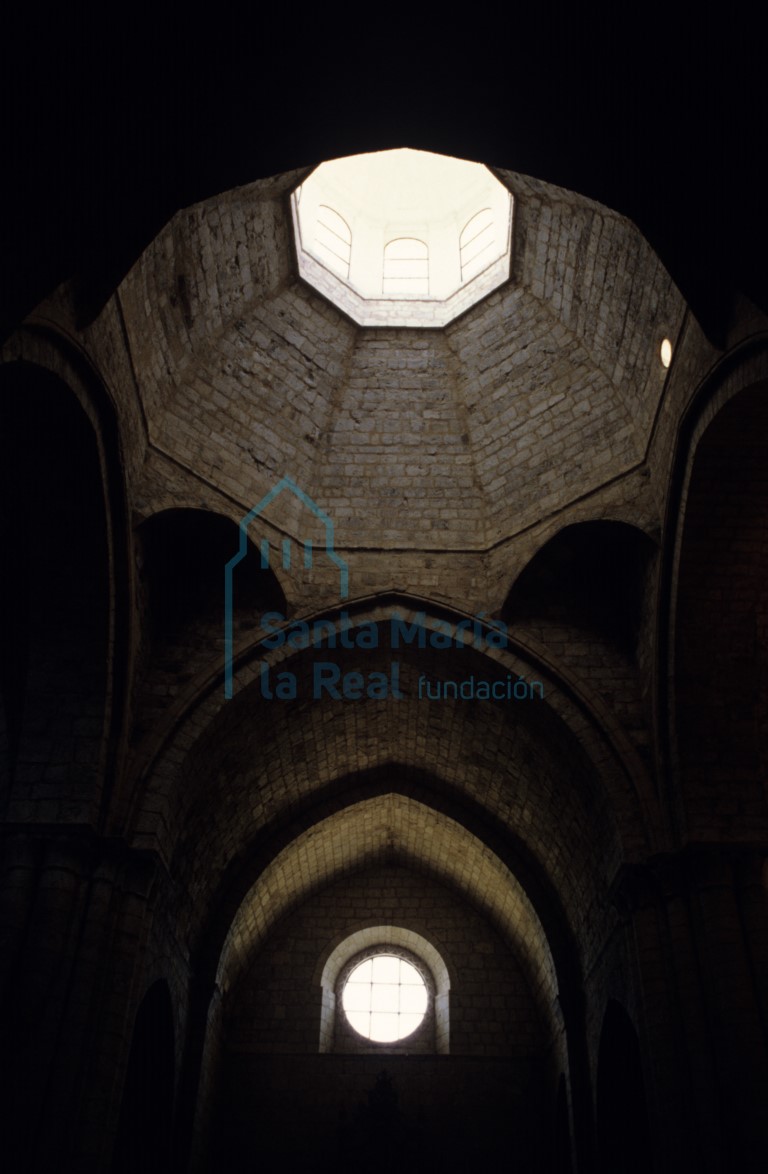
318, 924, 452, 1055
596, 1000, 652, 1174
111, 980, 176, 1174
674, 384, 768, 818
459, 207, 494, 280
382, 238, 429, 295
315, 205, 352, 279
138, 508, 285, 642
214, 855, 548, 1173
504, 520, 656, 661
0, 361, 109, 812
136, 592, 627, 1174
503, 520, 657, 753
133, 508, 285, 739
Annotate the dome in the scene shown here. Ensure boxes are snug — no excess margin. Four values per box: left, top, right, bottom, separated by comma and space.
291, 148, 513, 327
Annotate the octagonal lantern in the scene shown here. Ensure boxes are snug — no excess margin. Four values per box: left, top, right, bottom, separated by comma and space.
291, 148, 514, 327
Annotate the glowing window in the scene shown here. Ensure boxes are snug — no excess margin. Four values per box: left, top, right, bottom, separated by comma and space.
341, 954, 428, 1042
382, 238, 429, 296
460, 208, 495, 280
314, 206, 352, 280
291, 148, 514, 327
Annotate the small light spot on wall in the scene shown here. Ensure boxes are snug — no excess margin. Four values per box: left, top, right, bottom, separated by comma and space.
660, 338, 672, 368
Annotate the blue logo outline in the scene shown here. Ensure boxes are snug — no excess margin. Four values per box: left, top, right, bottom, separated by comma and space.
224, 476, 349, 698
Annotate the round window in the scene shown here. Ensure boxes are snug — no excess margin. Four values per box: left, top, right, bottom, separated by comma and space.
341, 953, 428, 1042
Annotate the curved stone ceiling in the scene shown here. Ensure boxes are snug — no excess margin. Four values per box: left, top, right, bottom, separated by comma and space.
117, 160, 685, 552
150, 636, 630, 969
216, 793, 560, 1023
